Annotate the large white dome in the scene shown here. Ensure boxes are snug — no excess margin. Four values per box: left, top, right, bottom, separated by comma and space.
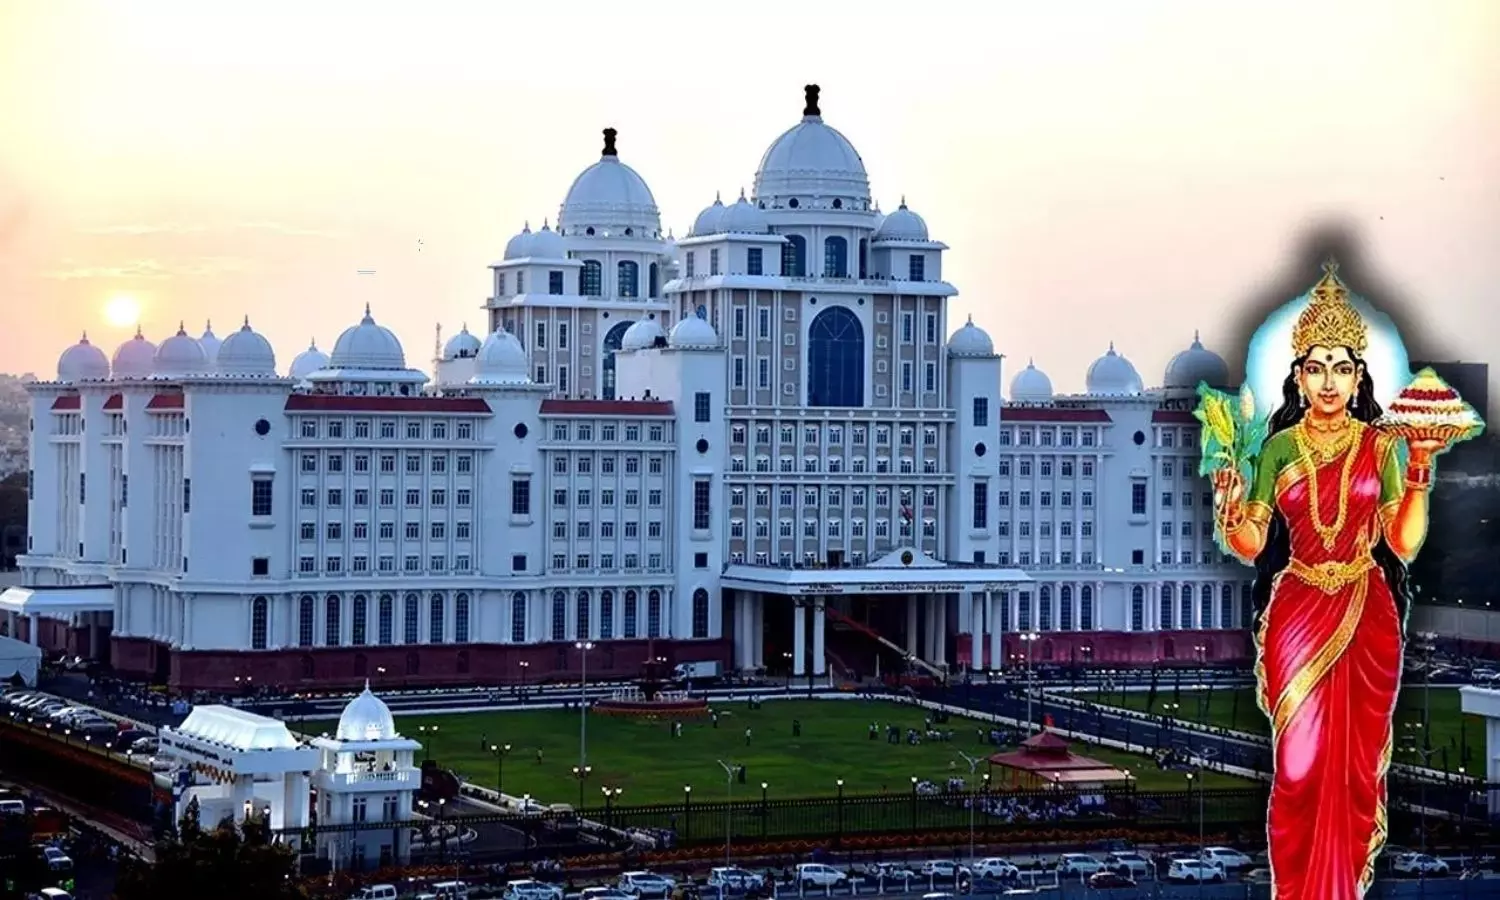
1163, 331, 1230, 389
470, 327, 530, 386
558, 128, 661, 237
153, 323, 211, 378
669, 315, 718, 349
443, 325, 482, 360
198, 322, 223, 364
752, 85, 871, 208
1010, 360, 1055, 402
57, 334, 111, 383
217, 318, 277, 376
289, 340, 329, 380
330, 305, 406, 370
621, 318, 666, 351
946, 316, 994, 357
111, 329, 157, 380
872, 201, 929, 242
1085, 343, 1144, 395
335, 682, 397, 743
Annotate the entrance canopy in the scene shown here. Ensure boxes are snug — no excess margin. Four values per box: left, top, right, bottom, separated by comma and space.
0, 636, 41, 686
0, 585, 113, 619
721, 547, 1030, 596
160, 705, 319, 777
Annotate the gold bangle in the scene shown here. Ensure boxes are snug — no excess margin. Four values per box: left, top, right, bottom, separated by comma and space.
1403, 479, 1431, 492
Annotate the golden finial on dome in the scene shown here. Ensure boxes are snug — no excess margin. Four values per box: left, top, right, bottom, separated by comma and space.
1291, 258, 1369, 358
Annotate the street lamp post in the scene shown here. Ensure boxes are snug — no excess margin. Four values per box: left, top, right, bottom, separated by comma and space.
1186, 744, 1218, 893
835, 779, 845, 847
683, 784, 692, 837
957, 751, 984, 864
417, 724, 439, 762
715, 760, 736, 865
489, 743, 511, 797
575, 641, 595, 773
1019, 632, 1039, 731
571, 764, 592, 809
518, 660, 531, 700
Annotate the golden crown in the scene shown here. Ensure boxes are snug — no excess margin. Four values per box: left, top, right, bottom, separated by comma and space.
1291, 259, 1369, 359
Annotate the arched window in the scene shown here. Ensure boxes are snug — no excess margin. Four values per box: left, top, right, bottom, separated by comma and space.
691, 588, 710, 639
455, 593, 471, 643
1240, 582, 1254, 628
617, 261, 639, 298
648, 262, 659, 297
325, 595, 341, 647
1130, 586, 1145, 631
351, 594, 368, 646
600, 590, 615, 640
623, 589, 639, 639
378, 593, 394, 645
576, 590, 591, 641
250, 596, 269, 650
807, 306, 865, 407
403, 593, 420, 644
579, 260, 603, 296
1160, 584, 1175, 629
1178, 588, 1192, 631
1059, 585, 1074, 631
602, 320, 633, 401
429, 593, 446, 644
298, 595, 315, 647
823, 236, 848, 277
857, 238, 868, 279
781, 235, 806, 277
1220, 584, 1234, 629
1200, 584, 1213, 630
1037, 586, 1052, 631
1080, 585, 1094, 631
551, 590, 567, 641
1018, 591, 1032, 631
647, 589, 662, 638
511, 592, 528, 643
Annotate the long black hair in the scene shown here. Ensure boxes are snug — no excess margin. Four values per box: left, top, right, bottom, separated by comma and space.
1249, 350, 1411, 629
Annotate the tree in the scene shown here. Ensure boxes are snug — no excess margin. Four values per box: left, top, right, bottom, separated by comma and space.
114, 810, 308, 900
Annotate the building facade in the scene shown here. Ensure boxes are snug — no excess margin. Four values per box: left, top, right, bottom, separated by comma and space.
8, 85, 1250, 690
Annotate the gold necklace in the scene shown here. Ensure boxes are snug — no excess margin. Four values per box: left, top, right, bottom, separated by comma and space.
1295, 422, 1360, 550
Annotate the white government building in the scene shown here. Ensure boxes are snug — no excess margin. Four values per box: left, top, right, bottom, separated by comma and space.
6, 85, 1249, 691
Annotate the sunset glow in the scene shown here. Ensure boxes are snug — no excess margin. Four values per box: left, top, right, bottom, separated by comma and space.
104, 294, 141, 329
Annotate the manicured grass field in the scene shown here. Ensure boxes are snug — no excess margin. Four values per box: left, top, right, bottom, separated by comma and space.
1079, 685, 1482, 771
308, 698, 1253, 807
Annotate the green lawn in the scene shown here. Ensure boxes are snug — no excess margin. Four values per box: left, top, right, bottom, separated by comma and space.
1078, 685, 1483, 772
306, 699, 1252, 807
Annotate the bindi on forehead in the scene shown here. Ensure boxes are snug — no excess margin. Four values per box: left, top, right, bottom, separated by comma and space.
1324, 352, 1336, 364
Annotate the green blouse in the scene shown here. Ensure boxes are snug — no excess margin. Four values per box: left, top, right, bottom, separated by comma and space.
1244, 424, 1406, 515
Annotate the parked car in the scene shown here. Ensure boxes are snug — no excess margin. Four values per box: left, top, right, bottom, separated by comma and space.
1167, 860, 1225, 884
1105, 851, 1152, 879
1057, 854, 1106, 878
502, 881, 562, 900
1391, 853, 1449, 877
972, 858, 1021, 880
1201, 847, 1253, 870
920, 861, 969, 880
618, 872, 675, 899
795, 864, 848, 889
41, 847, 72, 871
707, 868, 764, 892
1087, 872, 1136, 890
873, 863, 918, 882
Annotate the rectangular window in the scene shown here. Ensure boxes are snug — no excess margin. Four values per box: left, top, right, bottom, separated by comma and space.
972, 397, 989, 428
757, 307, 770, 339
709, 248, 720, 275
1131, 482, 1147, 516
694, 391, 711, 423
511, 478, 531, 516
534, 321, 546, 349
182, 478, 191, 513
557, 322, 569, 350
747, 247, 763, 276
251, 477, 273, 516
733, 307, 746, 338
549, 270, 564, 294
908, 254, 926, 281
971, 483, 988, 529
692, 479, 712, 530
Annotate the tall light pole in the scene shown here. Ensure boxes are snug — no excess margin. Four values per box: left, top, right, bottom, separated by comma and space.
957, 751, 985, 864
1019, 632, 1040, 731
1187, 744, 1218, 890
715, 759, 736, 864
489, 743, 511, 796
575, 641, 595, 770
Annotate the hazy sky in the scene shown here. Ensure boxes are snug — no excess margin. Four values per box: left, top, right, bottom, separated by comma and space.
1, 0, 1496, 398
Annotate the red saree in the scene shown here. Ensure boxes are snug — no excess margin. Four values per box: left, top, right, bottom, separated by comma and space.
1252, 422, 1403, 900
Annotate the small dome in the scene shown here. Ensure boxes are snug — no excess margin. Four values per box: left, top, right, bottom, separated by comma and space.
153, 323, 211, 378
57, 333, 110, 383
335, 682, 397, 743
1164, 331, 1230, 389
946, 316, 994, 357
470, 326, 530, 385
1085, 343, 1144, 395
330, 305, 406, 370
443, 325, 482, 360
558, 128, 661, 236
872, 200, 929, 242
691, 195, 726, 237
289, 340, 329, 380
753, 85, 870, 206
217, 318, 278, 376
503, 223, 534, 260
198, 322, 223, 363
720, 190, 770, 234
669, 315, 718, 349
621, 318, 665, 351
1010, 360, 1055, 402
111, 329, 157, 380
527, 221, 565, 259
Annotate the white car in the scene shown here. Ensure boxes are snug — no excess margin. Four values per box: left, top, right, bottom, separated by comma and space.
580, 890, 634, 900
42, 847, 73, 871
795, 864, 848, 889
972, 858, 1021, 880
502, 881, 563, 900
618, 872, 675, 898
873, 863, 917, 882
920, 861, 969, 880
1392, 853, 1449, 877
1105, 852, 1152, 879
706, 868, 764, 892
1057, 854, 1105, 877
1201, 847, 1253, 870
1167, 859, 1225, 883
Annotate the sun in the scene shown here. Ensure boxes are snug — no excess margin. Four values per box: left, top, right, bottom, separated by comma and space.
104, 294, 141, 328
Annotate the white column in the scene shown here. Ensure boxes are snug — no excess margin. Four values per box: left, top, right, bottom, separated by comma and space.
906, 596, 919, 656
969, 594, 984, 671
792, 599, 807, 675
28, 613, 39, 647
924, 600, 937, 659
754, 595, 765, 668
934, 598, 948, 666
812, 599, 827, 675
988, 592, 1002, 671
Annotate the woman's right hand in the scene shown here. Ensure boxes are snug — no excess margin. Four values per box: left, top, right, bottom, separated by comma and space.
1212, 467, 1245, 510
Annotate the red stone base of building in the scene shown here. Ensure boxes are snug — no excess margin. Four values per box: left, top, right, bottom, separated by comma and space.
108, 636, 734, 692
993, 629, 1254, 666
